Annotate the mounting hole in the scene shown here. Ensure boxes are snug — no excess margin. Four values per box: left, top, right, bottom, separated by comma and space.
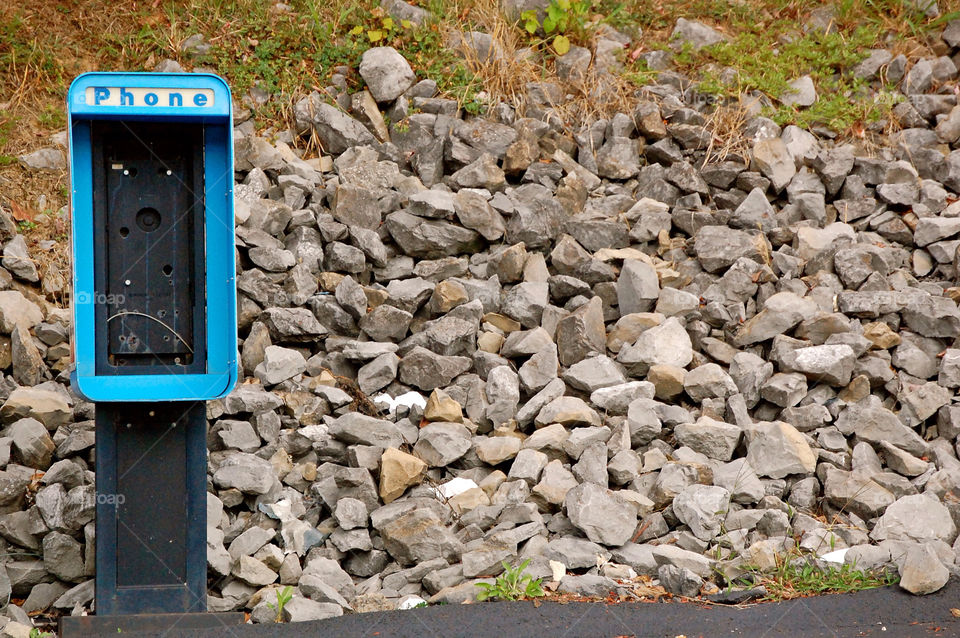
123, 167, 137, 177
135, 207, 161, 232
162, 264, 173, 276
158, 167, 173, 176
119, 227, 129, 238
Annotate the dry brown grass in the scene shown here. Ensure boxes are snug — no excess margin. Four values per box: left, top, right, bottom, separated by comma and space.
702, 100, 751, 167
446, 0, 643, 130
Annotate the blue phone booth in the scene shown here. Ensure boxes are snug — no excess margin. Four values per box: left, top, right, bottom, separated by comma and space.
68, 72, 237, 402
62, 73, 242, 632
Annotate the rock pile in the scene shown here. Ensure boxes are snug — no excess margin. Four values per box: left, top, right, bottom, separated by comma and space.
8, 14, 960, 630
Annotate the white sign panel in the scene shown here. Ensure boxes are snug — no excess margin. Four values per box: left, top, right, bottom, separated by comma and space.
84, 86, 215, 108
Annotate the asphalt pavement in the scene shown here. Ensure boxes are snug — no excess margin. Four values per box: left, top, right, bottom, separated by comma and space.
62, 578, 960, 638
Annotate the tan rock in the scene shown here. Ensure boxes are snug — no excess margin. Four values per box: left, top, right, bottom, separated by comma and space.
269, 448, 294, 478
606, 312, 663, 353
448, 487, 490, 514
379, 447, 427, 503
319, 272, 345, 292
477, 331, 504, 354
475, 435, 521, 464
482, 313, 521, 333
838, 374, 870, 402
478, 470, 507, 497
424, 388, 463, 423
863, 322, 901, 349
647, 364, 686, 399
363, 286, 389, 309
0, 387, 72, 428
489, 243, 527, 283
314, 369, 338, 387
428, 280, 469, 314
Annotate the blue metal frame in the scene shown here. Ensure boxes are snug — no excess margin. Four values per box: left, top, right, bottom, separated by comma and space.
67, 73, 237, 402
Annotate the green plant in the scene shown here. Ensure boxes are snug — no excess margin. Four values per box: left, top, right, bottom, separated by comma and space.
29, 629, 55, 638
266, 585, 294, 623
476, 559, 546, 602
520, 0, 592, 54
740, 554, 898, 601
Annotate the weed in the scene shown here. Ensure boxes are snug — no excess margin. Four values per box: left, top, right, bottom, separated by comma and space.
476, 559, 546, 602
760, 557, 899, 600
735, 547, 899, 602
677, 20, 906, 133
266, 585, 294, 623
520, 0, 592, 52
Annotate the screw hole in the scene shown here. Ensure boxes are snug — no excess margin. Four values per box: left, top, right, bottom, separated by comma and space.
119, 227, 129, 238
162, 264, 173, 276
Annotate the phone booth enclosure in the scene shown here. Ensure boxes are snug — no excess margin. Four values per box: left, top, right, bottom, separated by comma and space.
68, 73, 237, 402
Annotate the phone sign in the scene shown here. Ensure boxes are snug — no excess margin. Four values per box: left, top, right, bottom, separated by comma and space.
84, 86, 215, 108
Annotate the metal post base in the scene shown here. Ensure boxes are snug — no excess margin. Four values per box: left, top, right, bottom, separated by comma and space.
95, 402, 208, 616
59, 611, 245, 637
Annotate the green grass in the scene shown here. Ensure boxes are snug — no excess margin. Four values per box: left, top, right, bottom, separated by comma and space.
735, 557, 899, 601
675, 19, 904, 132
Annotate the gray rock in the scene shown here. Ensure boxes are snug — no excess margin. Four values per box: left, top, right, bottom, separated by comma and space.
617, 317, 693, 373
213, 453, 278, 494
735, 292, 817, 346
2, 236, 38, 282
671, 18, 725, 50
542, 537, 610, 570
535, 396, 602, 428
745, 421, 817, 479
871, 494, 956, 544
751, 137, 796, 192
650, 544, 714, 578
658, 564, 703, 597
380, 508, 460, 565
683, 363, 738, 402
414, 422, 472, 466
398, 346, 472, 391
42, 531, 84, 582
18, 147, 65, 171
563, 355, 626, 393
294, 94, 377, 154
694, 226, 761, 273
254, 346, 306, 385
564, 483, 637, 546
781, 344, 855, 386
10, 417, 54, 469
329, 413, 405, 449
555, 296, 606, 367
359, 47, 417, 102
835, 404, 927, 456
899, 543, 949, 595
781, 75, 817, 107
674, 417, 741, 461
617, 260, 659, 314
672, 484, 730, 541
